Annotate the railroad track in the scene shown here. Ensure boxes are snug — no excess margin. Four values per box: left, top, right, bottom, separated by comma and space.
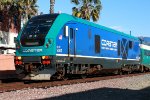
0, 72, 150, 93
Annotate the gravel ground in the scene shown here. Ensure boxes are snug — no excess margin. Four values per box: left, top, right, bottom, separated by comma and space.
1, 74, 150, 100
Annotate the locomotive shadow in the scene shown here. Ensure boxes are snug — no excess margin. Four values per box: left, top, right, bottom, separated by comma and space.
0, 70, 19, 83
38, 86, 150, 100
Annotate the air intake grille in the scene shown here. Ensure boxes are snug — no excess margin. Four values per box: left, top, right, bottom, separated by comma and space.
23, 56, 41, 63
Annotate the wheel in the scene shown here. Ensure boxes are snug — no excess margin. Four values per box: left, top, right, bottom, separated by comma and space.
113, 70, 119, 75
127, 70, 132, 74
117, 69, 123, 75
62, 76, 68, 81
127, 68, 132, 74
24, 81, 31, 84
81, 74, 87, 79
119, 71, 123, 75
140, 65, 145, 73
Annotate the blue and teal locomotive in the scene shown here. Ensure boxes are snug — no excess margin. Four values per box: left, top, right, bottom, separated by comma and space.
14, 13, 150, 80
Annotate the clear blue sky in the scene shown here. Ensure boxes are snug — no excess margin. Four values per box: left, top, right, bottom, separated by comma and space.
37, 0, 150, 37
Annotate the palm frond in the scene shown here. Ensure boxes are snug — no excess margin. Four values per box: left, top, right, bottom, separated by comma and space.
71, 0, 102, 22
93, 0, 100, 4
71, 0, 80, 5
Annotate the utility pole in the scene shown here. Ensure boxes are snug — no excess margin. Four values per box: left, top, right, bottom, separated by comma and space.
130, 31, 131, 36
50, 0, 55, 14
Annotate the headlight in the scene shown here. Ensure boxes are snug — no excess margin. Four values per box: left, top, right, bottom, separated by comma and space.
18, 56, 22, 60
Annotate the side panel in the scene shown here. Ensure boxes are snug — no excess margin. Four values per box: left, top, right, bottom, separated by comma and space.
140, 44, 150, 68
55, 21, 140, 69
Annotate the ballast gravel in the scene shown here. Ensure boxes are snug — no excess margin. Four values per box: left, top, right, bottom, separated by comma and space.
1, 74, 150, 100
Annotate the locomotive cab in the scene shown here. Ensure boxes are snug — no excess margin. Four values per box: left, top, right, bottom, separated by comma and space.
15, 14, 59, 80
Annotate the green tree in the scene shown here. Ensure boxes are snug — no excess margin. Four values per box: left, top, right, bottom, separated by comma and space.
0, 0, 38, 19
0, 0, 38, 30
15, 0, 38, 22
50, 0, 55, 14
0, 0, 13, 11
71, 0, 102, 22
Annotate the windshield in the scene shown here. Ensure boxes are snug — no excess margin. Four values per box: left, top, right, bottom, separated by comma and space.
20, 14, 58, 47
142, 37, 150, 46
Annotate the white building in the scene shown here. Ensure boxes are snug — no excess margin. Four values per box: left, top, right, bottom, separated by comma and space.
0, 31, 17, 54
0, 10, 20, 54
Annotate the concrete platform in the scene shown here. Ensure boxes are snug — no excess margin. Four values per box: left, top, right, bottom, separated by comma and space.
0, 54, 17, 79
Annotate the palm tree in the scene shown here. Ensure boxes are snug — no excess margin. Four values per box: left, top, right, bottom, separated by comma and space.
71, 0, 102, 22
0, 0, 15, 31
0, 0, 38, 30
0, 0, 14, 11
12, 0, 38, 27
18, 0, 38, 20
0, 0, 37, 20
50, 0, 55, 14
0, 1, 4, 10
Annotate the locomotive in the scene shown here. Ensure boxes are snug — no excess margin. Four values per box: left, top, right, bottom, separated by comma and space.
14, 13, 150, 80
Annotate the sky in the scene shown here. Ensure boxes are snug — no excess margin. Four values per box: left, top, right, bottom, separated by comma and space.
37, 0, 150, 37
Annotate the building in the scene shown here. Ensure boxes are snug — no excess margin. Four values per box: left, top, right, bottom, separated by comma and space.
0, 9, 21, 54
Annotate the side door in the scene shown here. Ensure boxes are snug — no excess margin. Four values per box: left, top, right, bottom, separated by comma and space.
64, 24, 77, 57
68, 27, 76, 57
121, 38, 128, 59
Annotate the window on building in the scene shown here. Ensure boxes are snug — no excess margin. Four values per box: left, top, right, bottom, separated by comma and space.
95, 35, 100, 53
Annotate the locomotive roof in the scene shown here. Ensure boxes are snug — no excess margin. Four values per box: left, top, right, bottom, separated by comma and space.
30, 14, 59, 20
47, 13, 138, 40
27, 13, 138, 40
